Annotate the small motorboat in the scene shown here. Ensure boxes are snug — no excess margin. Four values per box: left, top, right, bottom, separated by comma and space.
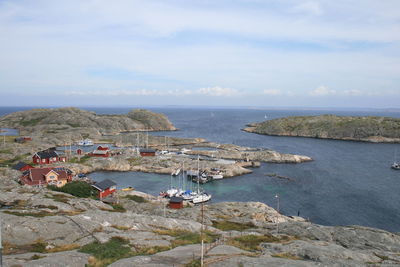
392, 162, 400, 170
122, 187, 134, 191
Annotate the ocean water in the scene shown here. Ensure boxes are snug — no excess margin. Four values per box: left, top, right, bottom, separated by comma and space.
1, 107, 399, 232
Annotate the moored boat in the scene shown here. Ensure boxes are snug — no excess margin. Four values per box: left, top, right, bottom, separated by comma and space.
392, 162, 400, 170
192, 192, 212, 204
122, 187, 134, 191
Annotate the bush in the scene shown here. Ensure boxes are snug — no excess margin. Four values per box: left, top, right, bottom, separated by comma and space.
79, 236, 131, 260
124, 195, 147, 203
48, 181, 97, 198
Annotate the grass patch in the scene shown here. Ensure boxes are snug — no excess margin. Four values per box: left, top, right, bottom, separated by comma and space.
185, 259, 201, 267
34, 204, 58, 210
20, 117, 44, 126
153, 229, 219, 247
68, 155, 90, 164
124, 195, 147, 203
45, 193, 72, 203
212, 220, 255, 231
272, 252, 303, 260
30, 240, 47, 253
79, 237, 131, 267
109, 203, 126, 212
30, 254, 46, 260
67, 123, 81, 128
0, 149, 12, 154
99, 139, 113, 143
3, 210, 55, 217
228, 234, 279, 252
0, 154, 26, 166
127, 157, 142, 166
135, 246, 170, 255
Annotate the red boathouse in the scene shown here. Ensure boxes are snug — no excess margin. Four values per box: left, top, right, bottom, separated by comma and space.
92, 179, 117, 199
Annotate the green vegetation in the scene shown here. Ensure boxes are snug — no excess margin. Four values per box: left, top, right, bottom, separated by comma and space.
34, 204, 58, 210
30, 254, 46, 260
272, 252, 303, 260
0, 149, 12, 154
68, 155, 90, 164
153, 229, 219, 247
48, 181, 97, 198
185, 259, 201, 267
30, 240, 47, 253
109, 203, 126, 212
20, 117, 45, 126
67, 123, 81, 128
212, 220, 255, 231
79, 237, 131, 267
0, 154, 26, 167
45, 193, 72, 203
228, 234, 295, 252
124, 195, 147, 203
3, 210, 55, 218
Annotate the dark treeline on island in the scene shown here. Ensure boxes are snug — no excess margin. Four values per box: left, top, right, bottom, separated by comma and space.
244, 114, 400, 143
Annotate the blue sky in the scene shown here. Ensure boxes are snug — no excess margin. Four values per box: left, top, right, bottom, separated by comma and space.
0, 0, 399, 108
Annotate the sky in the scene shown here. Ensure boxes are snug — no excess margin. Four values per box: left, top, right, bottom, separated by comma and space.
0, 0, 399, 108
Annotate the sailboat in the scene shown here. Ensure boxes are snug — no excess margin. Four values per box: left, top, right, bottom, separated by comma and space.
192, 155, 212, 204
392, 149, 400, 170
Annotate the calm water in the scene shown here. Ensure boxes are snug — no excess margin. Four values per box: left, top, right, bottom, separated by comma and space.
1, 107, 399, 232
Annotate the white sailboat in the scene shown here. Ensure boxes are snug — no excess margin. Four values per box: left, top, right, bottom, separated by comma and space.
192, 155, 211, 204
392, 149, 400, 170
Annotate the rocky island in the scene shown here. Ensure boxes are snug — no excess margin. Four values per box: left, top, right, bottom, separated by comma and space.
244, 114, 400, 143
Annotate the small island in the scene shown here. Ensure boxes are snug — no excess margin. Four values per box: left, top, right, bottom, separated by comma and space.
244, 115, 400, 143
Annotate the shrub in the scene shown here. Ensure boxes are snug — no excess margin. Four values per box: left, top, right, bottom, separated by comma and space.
124, 195, 147, 203
48, 181, 97, 198
211, 220, 254, 231
79, 237, 131, 260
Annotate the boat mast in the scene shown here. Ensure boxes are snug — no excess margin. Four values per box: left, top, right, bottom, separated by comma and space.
197, 155, 200, 194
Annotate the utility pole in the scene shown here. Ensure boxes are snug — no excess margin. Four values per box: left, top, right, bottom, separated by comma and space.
201, 202, 204, 267
0, 215, 3, 267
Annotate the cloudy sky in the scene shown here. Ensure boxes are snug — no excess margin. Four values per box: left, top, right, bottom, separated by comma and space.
0, 0, 399, 108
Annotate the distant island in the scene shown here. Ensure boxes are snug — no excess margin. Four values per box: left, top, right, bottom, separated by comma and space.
244, 115, 400, 143
0, 107, 176, 137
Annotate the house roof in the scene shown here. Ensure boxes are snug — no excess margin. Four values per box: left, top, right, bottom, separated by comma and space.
140, 148, 156, 153
92, 150, 109, 155
29, 167, 69, 182
169, 196, 183, 203
92, 179, 117, 191
35, 150, 59, 159
13, 161, 29, 170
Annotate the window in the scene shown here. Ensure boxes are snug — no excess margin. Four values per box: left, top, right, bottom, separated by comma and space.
49, 175, 55, 179
42, 159, 46, 163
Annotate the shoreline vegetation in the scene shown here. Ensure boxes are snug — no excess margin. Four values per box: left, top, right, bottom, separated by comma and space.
244, 114, 400, 143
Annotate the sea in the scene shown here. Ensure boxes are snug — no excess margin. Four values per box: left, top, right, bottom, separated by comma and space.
1, 106, 399, 232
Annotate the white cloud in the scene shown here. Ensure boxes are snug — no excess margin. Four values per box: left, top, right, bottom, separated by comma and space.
262, 89, 282, 96
309, 86, 337, 96
197, 86, 241, 97
343, 89, 363, 96
291, 1, 324, 16
66, 86, 242, 97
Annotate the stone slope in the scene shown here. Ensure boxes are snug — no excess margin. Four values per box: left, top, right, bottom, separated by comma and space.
1, 172, 400, 267
0, 107, 176, 135
244, 114, 400, 143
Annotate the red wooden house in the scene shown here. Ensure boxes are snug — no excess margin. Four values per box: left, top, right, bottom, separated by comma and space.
169, 196, 184, 209
33, 149, 66, 164
97, 146, 109, 151
13, 162, 34, 172
92, 179, 117, 199
20, 167, 73, 187
89, 149, 110, 157
139, 148, 156, 157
